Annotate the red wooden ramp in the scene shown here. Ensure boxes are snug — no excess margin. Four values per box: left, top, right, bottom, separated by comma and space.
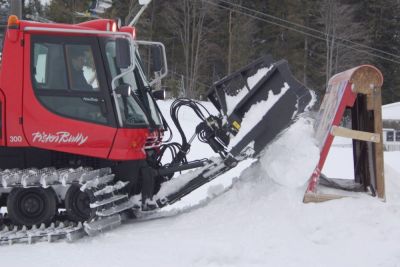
304, 65, 385, 203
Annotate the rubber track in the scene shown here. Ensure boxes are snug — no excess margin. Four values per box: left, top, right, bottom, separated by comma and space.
0, 167, 131, 245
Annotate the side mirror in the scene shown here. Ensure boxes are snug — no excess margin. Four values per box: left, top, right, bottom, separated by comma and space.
136, 41, 168, 86
116, 38, 131, 69
115, 83, 132, 97
152, 89, 165, 100
151, 45, 163, 73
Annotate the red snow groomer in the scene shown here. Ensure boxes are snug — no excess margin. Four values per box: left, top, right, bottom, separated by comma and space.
0, 13, 312, 244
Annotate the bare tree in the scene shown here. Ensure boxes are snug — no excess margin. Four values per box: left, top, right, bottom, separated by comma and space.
162, 0, 209, 98
319, 0, 370, 85
227, 1, 257, 73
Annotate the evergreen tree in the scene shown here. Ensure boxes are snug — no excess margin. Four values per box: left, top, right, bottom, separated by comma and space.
31, 0, 400, 103
364, 0, 400, 104
47, 0, 92, 23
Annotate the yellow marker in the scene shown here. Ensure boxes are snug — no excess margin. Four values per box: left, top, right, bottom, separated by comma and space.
232, 121, 241, 130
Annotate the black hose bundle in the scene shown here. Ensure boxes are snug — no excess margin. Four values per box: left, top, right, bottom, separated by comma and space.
170, 98, 212, 146
154, 98, 217, 168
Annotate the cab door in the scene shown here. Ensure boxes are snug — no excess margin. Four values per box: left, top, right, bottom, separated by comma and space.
22, 34, 117, 158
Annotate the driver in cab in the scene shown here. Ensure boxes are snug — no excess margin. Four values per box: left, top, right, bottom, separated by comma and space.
69, 47, 98, 91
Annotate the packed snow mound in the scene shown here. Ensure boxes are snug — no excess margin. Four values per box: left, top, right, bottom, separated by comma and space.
260, 116, 320, 188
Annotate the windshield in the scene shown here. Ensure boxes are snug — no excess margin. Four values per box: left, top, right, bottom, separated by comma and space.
103, 38, 148, 127
103, 38, 162, 127
134, 50, 163, 126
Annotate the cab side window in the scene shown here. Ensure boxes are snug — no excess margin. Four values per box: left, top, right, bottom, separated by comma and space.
65, 44, 99, 91
33, 43, 68, 90
32, 38, 108, 125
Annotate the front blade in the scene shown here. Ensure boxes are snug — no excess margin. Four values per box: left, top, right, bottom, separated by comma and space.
207, 56, 313, 156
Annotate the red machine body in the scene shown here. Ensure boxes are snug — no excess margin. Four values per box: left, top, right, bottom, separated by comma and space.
0, 13, 313, 234
0, 18, 156, 161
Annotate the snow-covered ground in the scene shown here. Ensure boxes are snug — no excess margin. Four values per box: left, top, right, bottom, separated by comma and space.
2, 100, 400, 267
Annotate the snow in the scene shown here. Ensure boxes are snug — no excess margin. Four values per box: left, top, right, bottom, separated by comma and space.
382, 102, 400, 120
247, 66, 274, 88
260, 117, 320, 187
225, 65, 273, 115
155, 162, 209, 198
3, 100, 400, 267
225, 87, 248, 116
322, 146, 355, 179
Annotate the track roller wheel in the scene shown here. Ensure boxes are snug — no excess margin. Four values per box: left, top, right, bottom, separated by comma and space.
7, 187, 57, 226
65, 184, 92, 222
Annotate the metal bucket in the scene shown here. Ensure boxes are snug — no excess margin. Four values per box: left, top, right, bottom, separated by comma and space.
207, 56, 313, 156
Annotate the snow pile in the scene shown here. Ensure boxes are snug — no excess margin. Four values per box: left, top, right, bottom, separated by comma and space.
260, 117, 320, 187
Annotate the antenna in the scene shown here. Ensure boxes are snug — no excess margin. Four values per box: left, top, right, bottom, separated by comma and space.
128, 0, 152, 26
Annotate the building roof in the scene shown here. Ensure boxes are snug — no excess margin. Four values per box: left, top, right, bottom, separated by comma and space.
382, 102, 400, 120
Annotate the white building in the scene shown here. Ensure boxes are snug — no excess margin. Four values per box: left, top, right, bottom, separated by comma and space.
382, 102, 400, 151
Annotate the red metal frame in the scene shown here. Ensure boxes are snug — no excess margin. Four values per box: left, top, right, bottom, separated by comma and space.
0, 24, 27, 147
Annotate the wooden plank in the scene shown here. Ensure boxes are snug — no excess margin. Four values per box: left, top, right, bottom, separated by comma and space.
303, 192, 345, 203
350, 67, 383, 95
331, 126, 380, 143
366, 92, 376, 111
371, 87, 386, 200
